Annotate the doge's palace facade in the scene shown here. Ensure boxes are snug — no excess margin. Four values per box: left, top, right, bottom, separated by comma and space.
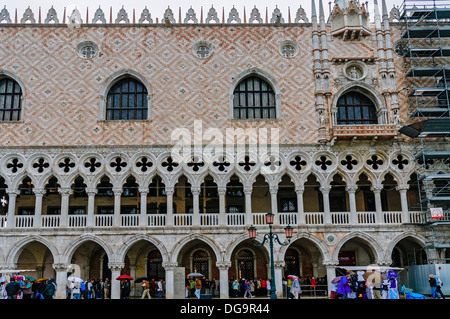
0, 1, 442, 299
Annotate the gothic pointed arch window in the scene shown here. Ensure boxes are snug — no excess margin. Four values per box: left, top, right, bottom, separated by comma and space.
106, 77, 148, 120
233, 76, 276, 119
336, 91, 377, 125
0, 77, 22, 121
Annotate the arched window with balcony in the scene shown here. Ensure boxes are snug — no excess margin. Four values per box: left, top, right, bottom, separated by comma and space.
336, 91, 377, 125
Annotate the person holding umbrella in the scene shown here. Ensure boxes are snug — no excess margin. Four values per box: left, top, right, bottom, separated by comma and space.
289, 276, 302, 299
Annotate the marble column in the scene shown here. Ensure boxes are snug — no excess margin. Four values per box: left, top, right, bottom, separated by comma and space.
324, 261, 339, 298
244, 186, 253, 225
6, 189, 19, 228
139, 188, 148, 226
113, 188, 122, 227
191, 187, 201, 225
295, 186, 305, 225
163, 262, 177, 299
109, 263, 124, 299
397, 184, 410, 223
346, 185, 358, 224
270, 186, 279, 225
53, 263, 70, 299
33, 188, 45, 228
217, 261, 231, 299
218, 187, 227, 226
274, 260, 285, 298
320, 186, 331, 225
59, 187, 73, 227
166, 187, 174, 226
86, 188, 97, 227
371, 184, 384, 224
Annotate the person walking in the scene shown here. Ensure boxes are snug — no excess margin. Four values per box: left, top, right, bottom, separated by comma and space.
104, 278, 111, 299
311, 276, 317, 296
290, 277, 302, 299
435, 274, 445, 299
266, 279, 271, 297
210, 278, 216, 298
243, 279, 254, 298
195, 277, 202, 299
232, 279, 239, 298
429, 274, 438, 299
157, 279, 164, 298
5, 277, 21, 299
141, 280, 151, 299
121, 280, 131, 299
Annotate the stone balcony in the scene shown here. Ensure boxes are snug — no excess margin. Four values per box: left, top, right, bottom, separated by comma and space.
330, 124, 399, 141
0, 210, 430, 229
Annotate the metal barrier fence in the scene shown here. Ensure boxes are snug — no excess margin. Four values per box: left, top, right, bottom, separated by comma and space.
283, 283, 328, 298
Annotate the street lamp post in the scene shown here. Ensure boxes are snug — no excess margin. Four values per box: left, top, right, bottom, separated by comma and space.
248, 211, 293, 299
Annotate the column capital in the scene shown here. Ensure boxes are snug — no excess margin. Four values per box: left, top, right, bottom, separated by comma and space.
216, 261, 232, 270
52, 263, 71, 272
295, 185, 304, 193
6, 188, 20, 196
274, 260, 286, 268
162, 262, 179, 270
322, 260, 339, 267
33, 188, 46, 196
86, 188, 98, 196
396, 184, 409, 192
319, 186, 332, 194
269, 186, 278, 194
108, 262, 125, 272
243, 186, 253, 195
112, 188, 123, 195
191, 187, 201, 195
217, 187, 227, 195
371, 184, 384, 192
165, 186, 175, 196
138, 187, 149, 194
345, 185, 358, 193
58, 187, 73, 196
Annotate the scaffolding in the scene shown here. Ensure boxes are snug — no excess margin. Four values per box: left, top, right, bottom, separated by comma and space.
398, 0, 450, 263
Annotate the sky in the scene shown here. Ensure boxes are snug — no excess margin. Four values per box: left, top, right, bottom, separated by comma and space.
2, 0, 403, 23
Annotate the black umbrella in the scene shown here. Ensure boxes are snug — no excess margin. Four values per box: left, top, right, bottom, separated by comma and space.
134, 276, 148, 283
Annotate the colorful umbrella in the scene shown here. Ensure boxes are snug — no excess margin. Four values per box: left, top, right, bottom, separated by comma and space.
331, 276, 342, 284
36, 278, 49, 282
116, 275, 133, 280
25, 276, 36, 281
287, 275, 299, 279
